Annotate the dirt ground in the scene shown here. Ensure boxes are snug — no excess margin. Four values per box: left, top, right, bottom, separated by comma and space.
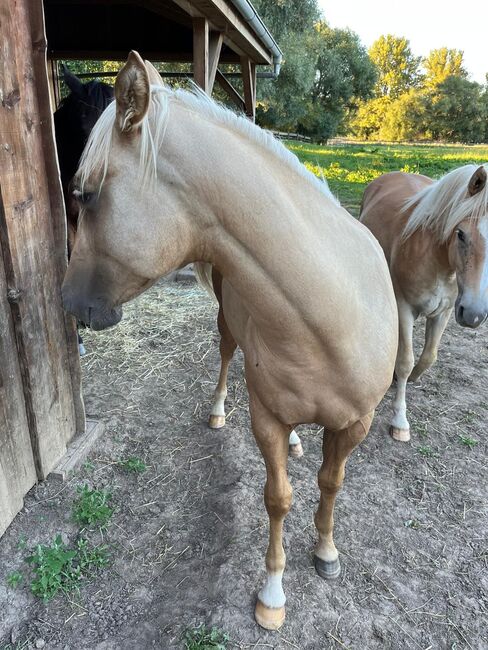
1, 277, 487, 650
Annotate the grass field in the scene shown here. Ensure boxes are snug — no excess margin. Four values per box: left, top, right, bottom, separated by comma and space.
287, 141, 488, 216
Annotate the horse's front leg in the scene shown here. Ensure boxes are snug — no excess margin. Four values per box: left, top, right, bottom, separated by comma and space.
391, 301, 415, 442
250, 392, 292, 630
409, 307, 452, 382
314, 412, 372, 578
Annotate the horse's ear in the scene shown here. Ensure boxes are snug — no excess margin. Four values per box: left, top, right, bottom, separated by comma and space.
62, 64, 84, 96
468, 166, 487, 196
114, 51, 150, 133
144, 60, 164, 87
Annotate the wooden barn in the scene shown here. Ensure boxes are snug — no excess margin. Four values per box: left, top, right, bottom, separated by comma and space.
0, 0, 281, 537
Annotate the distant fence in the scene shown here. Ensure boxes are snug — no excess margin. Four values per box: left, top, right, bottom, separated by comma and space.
272, 131, 312, 143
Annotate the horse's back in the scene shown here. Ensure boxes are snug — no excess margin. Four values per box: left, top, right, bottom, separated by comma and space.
360, 172, 433, 263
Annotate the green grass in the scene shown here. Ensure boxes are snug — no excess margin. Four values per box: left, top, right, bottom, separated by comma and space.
183, 624, 229, 650
458, 435, 478, 449
6, 571, 23, 588
118, 456, 147, 473
25, 535, 109, 601
416, 445, 435, 458
72, 485, 114, 528
287, 141, 488, 215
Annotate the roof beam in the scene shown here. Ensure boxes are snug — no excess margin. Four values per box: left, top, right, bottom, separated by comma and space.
173, 0, 272, 64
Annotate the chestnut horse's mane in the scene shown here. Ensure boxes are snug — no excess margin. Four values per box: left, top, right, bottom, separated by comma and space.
78, 83, 339, 206
403, 164, 488, 242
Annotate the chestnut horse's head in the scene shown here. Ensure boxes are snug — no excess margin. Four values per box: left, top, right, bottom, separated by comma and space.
404, 164, 488, 328
448, 167, 488, 328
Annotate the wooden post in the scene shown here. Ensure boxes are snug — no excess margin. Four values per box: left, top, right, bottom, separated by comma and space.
193, 17, 209, 93
0, 0, 81, 495
241, 55, 256, 120
193, 18, 223, 96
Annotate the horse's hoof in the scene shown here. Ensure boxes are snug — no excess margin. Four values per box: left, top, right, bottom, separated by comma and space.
289, 442, 304, 458
208, 414, 226, 429
390, 426, 411, 442
254, 599, 285, 630
314, 555, 341, 580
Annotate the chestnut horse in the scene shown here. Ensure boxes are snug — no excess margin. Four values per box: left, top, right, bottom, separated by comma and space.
62, 52, 397, 629
360, 167, 488, 442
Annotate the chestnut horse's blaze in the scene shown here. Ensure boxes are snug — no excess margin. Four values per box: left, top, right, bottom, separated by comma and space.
360, 166, 488, 443
62, 51, 398, 629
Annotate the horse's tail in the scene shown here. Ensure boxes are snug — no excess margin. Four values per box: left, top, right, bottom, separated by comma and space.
194, 262, 217, 303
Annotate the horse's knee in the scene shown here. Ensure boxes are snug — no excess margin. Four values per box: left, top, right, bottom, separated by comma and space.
264, 480, 292, 519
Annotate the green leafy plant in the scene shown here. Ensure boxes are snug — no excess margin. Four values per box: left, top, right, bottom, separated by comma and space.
119, 457, 147, 473
417, 445, 435, 457
25, 535, 108, 601
183, 624, 229, 650
458, 435, 478, 449
72, 485, 114, 527
7, 571, 23, 588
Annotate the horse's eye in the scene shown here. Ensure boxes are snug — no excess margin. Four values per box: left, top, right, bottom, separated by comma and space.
457, 229, 466, 243
73, 189, 94, 206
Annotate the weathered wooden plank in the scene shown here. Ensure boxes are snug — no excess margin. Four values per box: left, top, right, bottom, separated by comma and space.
49, 420, 104, 482
0, 229, 37, 539
29, 3, 86, 438
208, 31, 223, 93
241, 55, 256, 120
215, 69, 245, 111
193, 17, 209, 92
0, 0, 79, 480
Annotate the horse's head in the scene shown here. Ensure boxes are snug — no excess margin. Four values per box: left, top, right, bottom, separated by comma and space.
61, 65, 114, 139
448, 166, 488, 328
62, 52, 200, 330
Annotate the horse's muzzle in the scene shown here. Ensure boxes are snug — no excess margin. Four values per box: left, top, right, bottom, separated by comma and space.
455, 303, 487, 329
62, 288, 123, 331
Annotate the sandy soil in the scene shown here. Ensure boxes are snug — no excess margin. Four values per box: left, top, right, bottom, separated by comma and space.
1, 278, 487, 650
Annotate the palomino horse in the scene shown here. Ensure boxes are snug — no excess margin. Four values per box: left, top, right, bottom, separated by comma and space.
360, 167, 488, 442
62, 52, 398, 629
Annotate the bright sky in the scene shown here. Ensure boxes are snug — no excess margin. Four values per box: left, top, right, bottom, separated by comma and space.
318, 0, 488, 84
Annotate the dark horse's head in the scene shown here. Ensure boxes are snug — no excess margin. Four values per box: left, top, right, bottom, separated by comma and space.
54, 65, 114, 190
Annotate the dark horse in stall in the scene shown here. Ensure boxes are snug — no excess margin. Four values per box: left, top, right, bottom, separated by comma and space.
54, 65, 114, 354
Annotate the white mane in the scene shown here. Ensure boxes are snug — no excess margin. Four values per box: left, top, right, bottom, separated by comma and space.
403, 164, 488, 242
77, 83, 339, 206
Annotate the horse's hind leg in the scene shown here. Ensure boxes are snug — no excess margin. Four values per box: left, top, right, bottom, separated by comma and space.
314, 412, 372, 579
391, 301, 415, 442
409, 307, 452, 382
209, 271, 237, 429
249, 392, 292, 630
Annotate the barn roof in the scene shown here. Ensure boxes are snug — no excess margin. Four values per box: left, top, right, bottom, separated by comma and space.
44, 0, 282, 72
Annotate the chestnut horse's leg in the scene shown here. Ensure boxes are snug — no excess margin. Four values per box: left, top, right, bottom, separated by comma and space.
391, 300, 415, 442
250, 392, 293, 630
409, 307, 452, 382
209, 270, 237, 429
314, 412, 372, 579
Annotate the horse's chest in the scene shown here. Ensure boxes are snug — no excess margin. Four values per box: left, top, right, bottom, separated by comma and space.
414, 280, 456, 317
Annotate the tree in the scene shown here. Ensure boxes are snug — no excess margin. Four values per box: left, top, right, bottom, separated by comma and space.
369, 34, 421, 98
252, 0, 321, 131
423, 48, 467, 88
348, 96, 392, 139
422, 76, 486, 142
298, 22, 377, 140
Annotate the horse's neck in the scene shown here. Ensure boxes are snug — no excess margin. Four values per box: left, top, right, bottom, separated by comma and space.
406, 227, 454, 279
169, 112, 352, 333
